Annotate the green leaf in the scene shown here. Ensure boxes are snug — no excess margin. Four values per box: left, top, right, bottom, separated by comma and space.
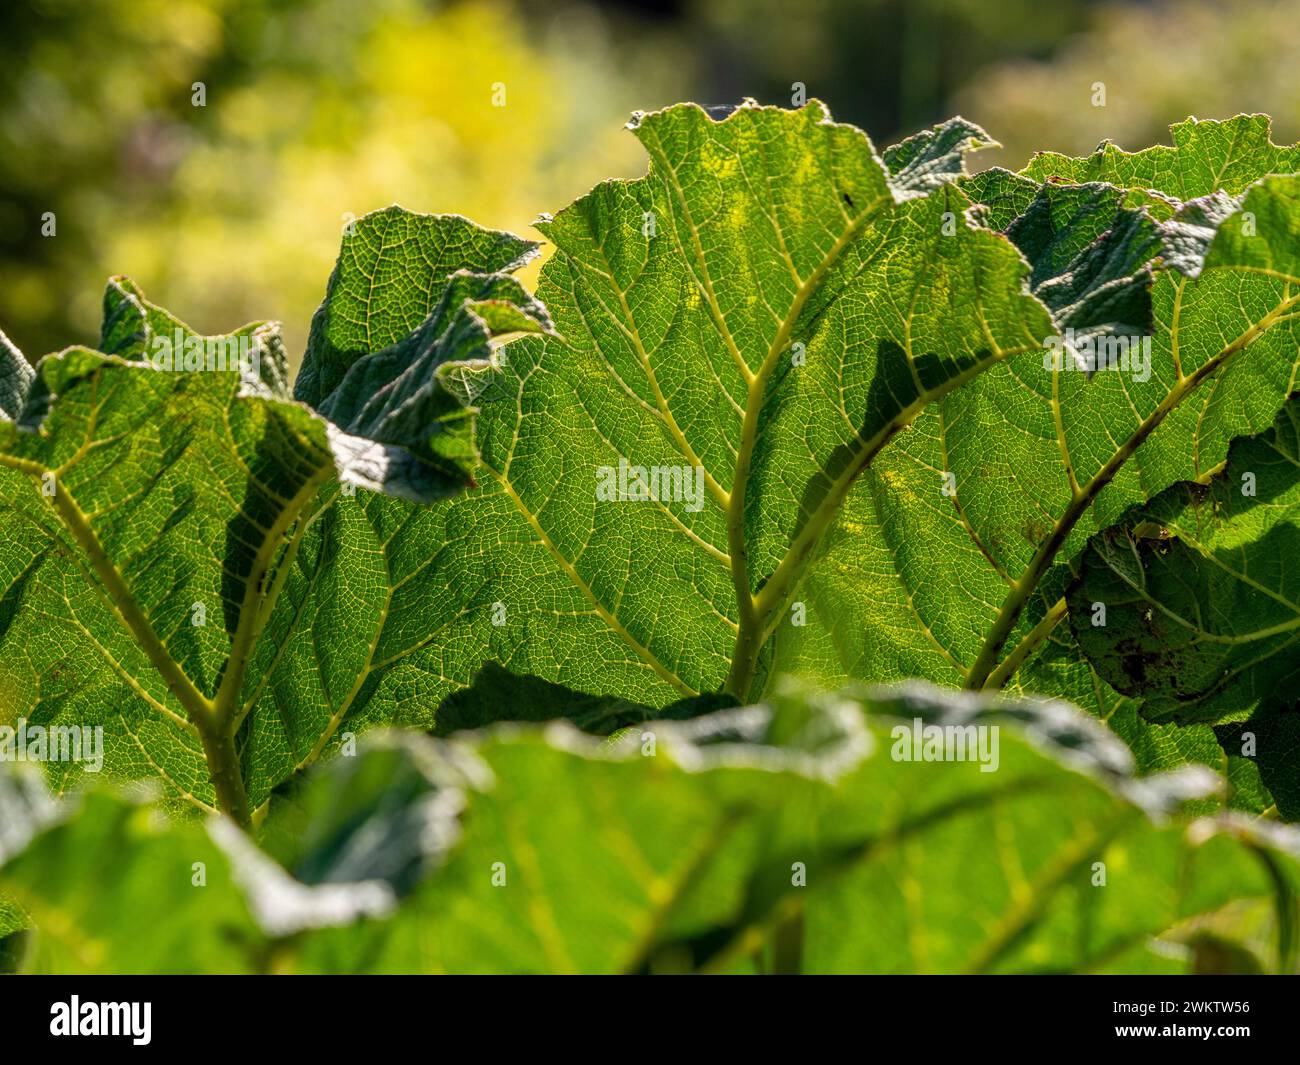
296, 208, 542, 407
255, 732, 463, 905
957, 167, 1289, 803
1070, 397, 1300, 725
1022, 114, 1300, 202
780, 172, 1300, 710
97, 275, 293, 398
0, 211, 538, 815
793, 135, 1300, 809
0, 329, 33, 423
7, 677, 1298, 974
883, 116, 997, 195
0, 773, 261, 974
964, 172, 1164, 340
291, 680, 1300, 974
298, 207, 553, 503
0, 329, 336, 816
0, 734, 460, 971
283, 102, 1051, 727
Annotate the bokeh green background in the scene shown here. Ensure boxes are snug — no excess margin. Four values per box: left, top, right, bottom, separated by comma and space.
3, 0, 1296, 364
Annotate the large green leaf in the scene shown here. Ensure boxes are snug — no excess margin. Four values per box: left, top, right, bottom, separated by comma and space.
779, 122, 1300, 816
1023, 114, 1300, 204
0, 212, 537, 814
389, 679, 1296, 974
0, 762, 451, 973
279, 100, 1052, 734
0, 335, 334, 815
9, 679, 1293, 975
8, 105, 1300, 840
971, 168, 1294, 813
0, 767, 260, 974
780, 167, 1300, 716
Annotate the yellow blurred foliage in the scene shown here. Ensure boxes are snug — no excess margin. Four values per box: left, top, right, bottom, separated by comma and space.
3, 0, 684, 362
954, 0, 1300, 172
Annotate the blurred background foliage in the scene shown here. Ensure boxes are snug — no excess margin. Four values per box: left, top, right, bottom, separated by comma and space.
1, 0, 1296, 363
